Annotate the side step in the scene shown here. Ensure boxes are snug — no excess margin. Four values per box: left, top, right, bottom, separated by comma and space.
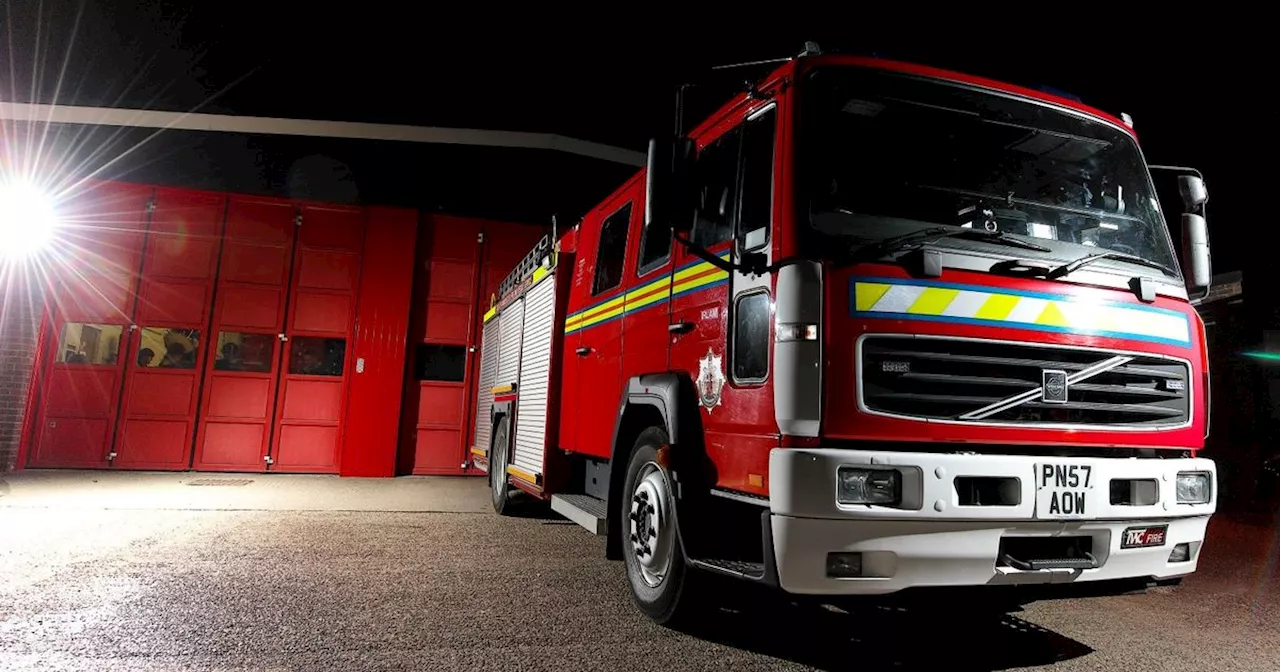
551, 494, 608, 535
690, 558, 766, 580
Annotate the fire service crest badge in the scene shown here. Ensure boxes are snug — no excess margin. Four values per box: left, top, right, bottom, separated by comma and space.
697, 348, 726, 413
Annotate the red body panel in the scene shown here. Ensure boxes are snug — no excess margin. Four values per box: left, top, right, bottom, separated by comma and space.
564, 177, 642, 459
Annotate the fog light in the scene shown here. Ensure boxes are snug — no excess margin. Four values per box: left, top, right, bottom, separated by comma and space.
1175, 472, 1211, 504
826, 552, 863, 578
1169, 543, 1191, 563
837, 467, 901, 505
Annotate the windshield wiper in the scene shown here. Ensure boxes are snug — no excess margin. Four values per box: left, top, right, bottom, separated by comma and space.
1047, 250, 1176, 279
845, 225, 1049, 265
917, 184, 1150, 227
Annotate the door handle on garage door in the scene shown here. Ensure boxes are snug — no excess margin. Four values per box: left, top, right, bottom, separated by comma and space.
575, 347, 593, 356
668, 322, 696, 334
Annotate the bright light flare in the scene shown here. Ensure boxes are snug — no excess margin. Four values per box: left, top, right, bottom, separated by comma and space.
0, 181, 59, 261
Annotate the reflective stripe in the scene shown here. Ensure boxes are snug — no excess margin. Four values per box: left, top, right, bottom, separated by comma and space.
506, 464, 541, 485
565, 253, 731, 335
852, 278, 1191, 347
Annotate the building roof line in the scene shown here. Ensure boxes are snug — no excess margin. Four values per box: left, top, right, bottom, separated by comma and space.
0, 102, 646, 167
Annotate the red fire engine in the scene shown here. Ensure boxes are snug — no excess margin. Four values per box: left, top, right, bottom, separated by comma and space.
470, 47, 1217, 624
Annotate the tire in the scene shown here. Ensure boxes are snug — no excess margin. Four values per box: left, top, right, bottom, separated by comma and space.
620, 426, 697, 625
490, 415, 512, 515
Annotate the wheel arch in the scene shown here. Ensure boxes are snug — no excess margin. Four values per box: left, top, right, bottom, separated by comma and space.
605, 373, 702, 560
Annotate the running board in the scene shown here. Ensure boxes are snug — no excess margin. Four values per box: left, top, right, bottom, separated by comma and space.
551, 494, 608, 535
689, 558, 767, 580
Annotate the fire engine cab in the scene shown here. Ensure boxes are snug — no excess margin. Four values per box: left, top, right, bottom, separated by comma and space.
469, 48, 1217, 624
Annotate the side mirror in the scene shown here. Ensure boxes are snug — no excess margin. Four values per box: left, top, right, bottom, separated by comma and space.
1178, 175, 1209, 211
1181, 213, 1212, 299
645, 137, 695, 235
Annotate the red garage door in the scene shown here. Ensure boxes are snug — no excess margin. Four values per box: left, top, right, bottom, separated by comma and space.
194, 201, 363, 473
400, 217, 544, 475
26, 183, 151, 469
403, 216, 481, 474
193, 197, 295, 471
271, 205, 363, 473
113, 189, 225, 469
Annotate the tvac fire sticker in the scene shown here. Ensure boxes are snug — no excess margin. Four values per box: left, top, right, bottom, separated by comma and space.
697, 348, 726, 414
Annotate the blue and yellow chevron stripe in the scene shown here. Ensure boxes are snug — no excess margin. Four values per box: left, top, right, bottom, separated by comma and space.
564, 253, 731, 335
852, 277, 1192, 347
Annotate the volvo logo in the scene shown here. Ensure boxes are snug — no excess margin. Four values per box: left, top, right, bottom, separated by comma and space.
1041, 369, 1069, 404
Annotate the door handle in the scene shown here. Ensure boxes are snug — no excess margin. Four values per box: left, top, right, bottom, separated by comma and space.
668, 321, 696, 335
575, 347, 593, 356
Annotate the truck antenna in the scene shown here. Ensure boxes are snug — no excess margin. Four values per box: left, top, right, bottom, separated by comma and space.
676, 42, 821, 135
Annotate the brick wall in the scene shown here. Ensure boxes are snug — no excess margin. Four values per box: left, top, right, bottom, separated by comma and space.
0, 281, 42, 472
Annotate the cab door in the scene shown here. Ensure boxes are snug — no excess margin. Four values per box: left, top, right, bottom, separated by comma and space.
668, 102, 780, 498
620, 176, 675, 385
565, 181, 639, 458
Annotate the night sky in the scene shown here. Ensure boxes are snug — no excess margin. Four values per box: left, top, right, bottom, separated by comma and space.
1, 4, 1259, 276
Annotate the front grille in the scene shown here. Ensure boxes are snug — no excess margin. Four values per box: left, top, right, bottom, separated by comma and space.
860, 336, 1190, 427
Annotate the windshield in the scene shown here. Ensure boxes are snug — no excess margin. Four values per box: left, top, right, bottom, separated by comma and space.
797, 67, 1178, 276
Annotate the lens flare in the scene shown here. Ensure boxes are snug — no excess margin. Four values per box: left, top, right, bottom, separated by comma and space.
0, 181, 58, 261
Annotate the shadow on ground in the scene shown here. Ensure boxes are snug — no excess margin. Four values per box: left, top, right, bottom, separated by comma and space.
680, 590, 1092, 671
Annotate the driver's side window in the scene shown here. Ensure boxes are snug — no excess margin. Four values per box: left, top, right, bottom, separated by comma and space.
690, 127, 742, 248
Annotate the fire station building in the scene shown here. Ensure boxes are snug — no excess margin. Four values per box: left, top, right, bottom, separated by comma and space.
0, 112, 639, 477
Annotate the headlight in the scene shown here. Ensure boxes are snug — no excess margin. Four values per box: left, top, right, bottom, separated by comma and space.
838, 467, 900, 505
1175, 472, 1211, 504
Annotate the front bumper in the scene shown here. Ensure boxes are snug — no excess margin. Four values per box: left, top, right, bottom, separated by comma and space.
768, 448, 1216, 595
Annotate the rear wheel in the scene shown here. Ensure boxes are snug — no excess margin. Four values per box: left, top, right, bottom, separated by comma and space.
621, 426, 697, 625
490, 415, 512, 515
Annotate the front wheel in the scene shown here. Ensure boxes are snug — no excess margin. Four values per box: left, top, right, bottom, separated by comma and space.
621, 426, 697, 625
490, 415, 512, 515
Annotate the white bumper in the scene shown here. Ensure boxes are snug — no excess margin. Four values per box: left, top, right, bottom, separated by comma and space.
768, 448, 1216, 595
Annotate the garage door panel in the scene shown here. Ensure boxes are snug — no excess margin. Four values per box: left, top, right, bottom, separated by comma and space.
115, 420, 192, 469
32, 418, 109, 467
219, 286, 284, 330
54, 271, 136, 323
297, 250, 358, 291
45, 367, 119, 417
292, 293, 351, 334
274, 425, 339, 472
427, 260, 475, 301
222, 240, 288, 285
145, 234, 217, 279
199, 422, 267, 469
226, 200, 294, 243
424, 302, 470, 342
412, 428, 462, 473
125, 371, 195, 417
280, 379, 342, 422
207, 376, 273, 419
417, 385, 464, 425
427, 216, 480, 259
299, 207, 363, 251
136, 280, 210, 325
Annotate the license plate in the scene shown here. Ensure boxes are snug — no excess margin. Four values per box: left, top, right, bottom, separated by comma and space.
1121, 525, 1168, 549
1035, 462, 1098, 519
